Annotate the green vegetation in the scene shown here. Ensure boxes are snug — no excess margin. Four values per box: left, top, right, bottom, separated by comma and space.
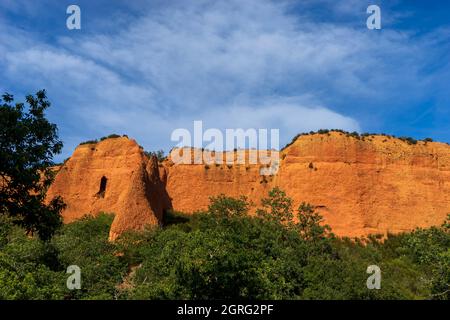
1, 92, 448, 300
0, 189, 448, 300
399, 136, 418, 145
0, 90, 65, 240
281, 129, 437, 150
0, 213, 126, 299
144, 149, 166, 162
79, 134, 125, 146
79, 139, 99, 145
100, 134, 121, 141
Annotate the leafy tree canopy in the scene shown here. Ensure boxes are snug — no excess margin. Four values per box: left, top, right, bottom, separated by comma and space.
0, 90, 65, 240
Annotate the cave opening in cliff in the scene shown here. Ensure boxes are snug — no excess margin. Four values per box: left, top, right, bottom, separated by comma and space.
97, 176, 107, 198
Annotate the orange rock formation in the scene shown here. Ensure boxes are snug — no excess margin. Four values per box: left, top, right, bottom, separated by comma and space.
47, 132, 450, 239
46, 137, 170, 240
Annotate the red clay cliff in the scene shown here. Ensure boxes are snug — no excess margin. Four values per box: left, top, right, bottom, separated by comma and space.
46, 132, 450, 239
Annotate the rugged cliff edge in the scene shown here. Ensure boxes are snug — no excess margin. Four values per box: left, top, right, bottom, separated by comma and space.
46, 137, 170, 240
47, 132, 450, 239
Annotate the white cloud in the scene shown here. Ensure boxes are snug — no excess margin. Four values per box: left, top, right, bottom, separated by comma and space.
0, 0, 446, 159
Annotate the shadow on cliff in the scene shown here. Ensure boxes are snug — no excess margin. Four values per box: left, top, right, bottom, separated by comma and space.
144, 155, 173, 226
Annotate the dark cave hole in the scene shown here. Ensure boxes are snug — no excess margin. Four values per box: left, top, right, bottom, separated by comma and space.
97, 176, 107, 198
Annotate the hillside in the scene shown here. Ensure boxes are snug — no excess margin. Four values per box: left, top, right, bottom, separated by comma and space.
46, 131, 450, 239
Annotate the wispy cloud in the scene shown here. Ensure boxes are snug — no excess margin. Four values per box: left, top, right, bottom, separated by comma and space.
0, 0, 449, 159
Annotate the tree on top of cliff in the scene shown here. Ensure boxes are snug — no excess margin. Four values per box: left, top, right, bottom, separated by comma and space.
0, 90, 65, 240
144, 149, 166, 162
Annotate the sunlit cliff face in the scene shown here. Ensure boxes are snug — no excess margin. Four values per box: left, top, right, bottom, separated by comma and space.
47, 132, 450, 240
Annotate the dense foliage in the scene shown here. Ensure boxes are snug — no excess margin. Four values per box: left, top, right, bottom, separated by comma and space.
0, 90, 64, 240
0, 189, 448, 300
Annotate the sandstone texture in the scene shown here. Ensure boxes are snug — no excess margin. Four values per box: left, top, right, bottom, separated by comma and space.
47, 132, 450, 239
46, 137, 169, 240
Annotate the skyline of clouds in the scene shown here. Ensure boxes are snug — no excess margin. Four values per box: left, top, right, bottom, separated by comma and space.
1, 0, 449, 160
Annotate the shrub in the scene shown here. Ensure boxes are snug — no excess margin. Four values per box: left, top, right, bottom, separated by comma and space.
144, 150, 166, 162
399, 136, 418, 145
100, 134, 121, 141
79, 139, 98, 145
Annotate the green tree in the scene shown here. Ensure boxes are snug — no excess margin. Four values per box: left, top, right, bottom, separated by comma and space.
0, 215, 65, 300
53, 213, 127, 299
145, 149, 166, 162
0, 90, 65, 240
296, 202, 331, 241
208, 194, 250, 218
257, 187, 293, 223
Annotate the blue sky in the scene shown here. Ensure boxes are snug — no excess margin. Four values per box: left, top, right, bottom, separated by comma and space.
1, 0, 449, 160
